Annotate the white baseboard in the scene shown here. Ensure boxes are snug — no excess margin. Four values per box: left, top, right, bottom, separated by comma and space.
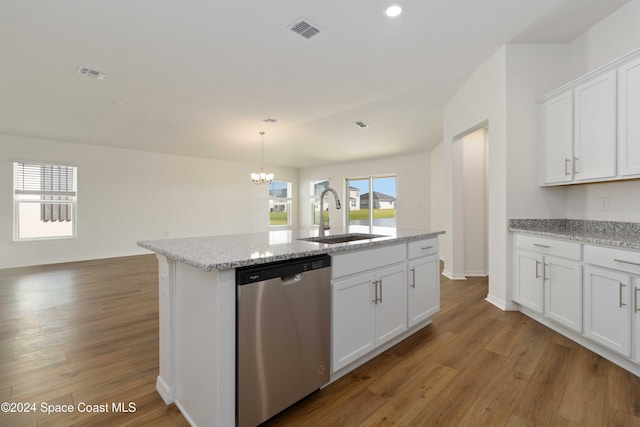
465, 270, 488, 277
442, 269, 467, 280
156, 376, 175, 405
485, 293, 519, 311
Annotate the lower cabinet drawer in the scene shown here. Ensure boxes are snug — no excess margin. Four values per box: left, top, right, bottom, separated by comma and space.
584, 244, 640, 276
515, 234, 581, 261
407, 238, 438, 259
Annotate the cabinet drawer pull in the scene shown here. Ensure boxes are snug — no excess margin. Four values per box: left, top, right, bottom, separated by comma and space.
420, 246, 434, 251
564, 158, 571, 176
535, 261, 541, 279
574, 157, 579, 174
379, 279, 383, 303
619, 282, 626, 308
635, 287, 640, 313
533, 243, 550, 249
410, 268, 416, 288
613, 259, 640, 267
543, 263, 548, 281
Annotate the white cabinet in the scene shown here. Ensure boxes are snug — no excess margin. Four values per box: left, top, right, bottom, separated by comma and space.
513, 235, 582, 332
332, 272, 376, 371
331, 246, 407, 373
618, 56, 640, 176
573, 70, 617, 181
544, 257, 582, 333
514, 249, 544, 313
541, 90, 573, 184
584, 265, 632, 357
373, 264, 408, 346
408, 254, 440, 327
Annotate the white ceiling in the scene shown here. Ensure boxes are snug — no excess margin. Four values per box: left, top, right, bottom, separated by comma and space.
0, 0, 630, 168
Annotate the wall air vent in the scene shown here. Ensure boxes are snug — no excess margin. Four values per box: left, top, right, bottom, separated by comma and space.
354, 121, 369, 129
76, 67, 106, 80
289, 19, 320, 39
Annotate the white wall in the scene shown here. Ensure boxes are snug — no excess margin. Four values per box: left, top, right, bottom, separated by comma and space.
298, 152, 431, 231
429, 141, 446, 259
442, 46, 507, 303
562, 0, 640, 222
1, 134, 298, 268
462, 129, 487, 277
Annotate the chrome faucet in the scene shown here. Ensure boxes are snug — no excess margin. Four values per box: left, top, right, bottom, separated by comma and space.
319, 187, 341, 237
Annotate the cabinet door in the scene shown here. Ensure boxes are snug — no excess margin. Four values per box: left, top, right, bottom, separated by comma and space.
618, 57, 640, 176
374, 264, 407, 347
573, 70, 617, 181
584, 266, 632, 357
408, 255, 440, 327
514, 250, 544, 313
541, 90, 574, 184
634, 279, 640, 364
544, 257, 582, 333
331, 272, 376, 372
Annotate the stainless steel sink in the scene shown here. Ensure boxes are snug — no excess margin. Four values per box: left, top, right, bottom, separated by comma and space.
298, 233, 386, 244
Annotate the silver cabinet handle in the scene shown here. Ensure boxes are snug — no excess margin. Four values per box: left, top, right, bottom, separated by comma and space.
565, 158, 571, 176
372, 280, 379, 304
410, 268, 416, 288
543, 263, 548, 281
619, 282, 626, 307
635, 287, 639, 313
421, 246, 434, 251
533, 243, 550, 249
379, 279, 383, 303
614, 259, 640, 267
574, 156, 579, 174
535, 261, 541, 279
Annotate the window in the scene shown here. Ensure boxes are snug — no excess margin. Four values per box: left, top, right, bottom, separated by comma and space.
13, 162, 77, 240
310, 180, 329, 227
269, 181, 292, 227
346, 175, 396, 232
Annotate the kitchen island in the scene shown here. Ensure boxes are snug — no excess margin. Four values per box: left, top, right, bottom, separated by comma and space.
138, 227, 444, 427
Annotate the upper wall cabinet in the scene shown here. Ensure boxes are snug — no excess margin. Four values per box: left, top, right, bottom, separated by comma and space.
618, 57, 640, 177
539, 48, 640, 186
573, 70, 617, 181
541, 90, 573, 184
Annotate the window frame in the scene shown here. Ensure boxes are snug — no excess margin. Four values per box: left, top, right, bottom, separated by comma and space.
13, 161, 78, 241
310, 179, 329, 227
268, 180, 292, 228
345, 174, 397, 233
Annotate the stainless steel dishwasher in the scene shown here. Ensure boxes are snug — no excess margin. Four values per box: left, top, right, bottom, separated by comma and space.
236, 254, 331, 427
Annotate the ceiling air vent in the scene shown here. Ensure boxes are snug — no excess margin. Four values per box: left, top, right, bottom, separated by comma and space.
289, 19, 320, 39
262, 118, 279, 123
76, 67, 106, 80
354, 121, 369, 129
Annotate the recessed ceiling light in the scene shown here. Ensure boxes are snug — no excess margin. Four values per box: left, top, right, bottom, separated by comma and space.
384, 4, 402, 17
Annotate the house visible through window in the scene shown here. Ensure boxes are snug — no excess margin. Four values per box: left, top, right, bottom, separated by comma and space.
346, 175, 396, 232
269, 181, 292, 227
13, 162, 77, 240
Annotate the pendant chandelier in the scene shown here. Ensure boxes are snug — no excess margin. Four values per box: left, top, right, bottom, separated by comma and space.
251, 131, 274, 184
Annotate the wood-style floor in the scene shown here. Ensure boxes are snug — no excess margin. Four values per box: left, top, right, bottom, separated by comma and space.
2, 255, 640, 426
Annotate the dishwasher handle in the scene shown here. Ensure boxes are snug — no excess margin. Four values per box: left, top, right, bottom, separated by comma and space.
280, 274, 303, 285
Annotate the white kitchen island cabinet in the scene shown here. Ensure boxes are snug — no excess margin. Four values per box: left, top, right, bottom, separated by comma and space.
407, 238, 440, 327
138, 228, 444, 427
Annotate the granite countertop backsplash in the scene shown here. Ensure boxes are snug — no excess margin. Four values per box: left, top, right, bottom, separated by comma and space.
509, 219, 640, 249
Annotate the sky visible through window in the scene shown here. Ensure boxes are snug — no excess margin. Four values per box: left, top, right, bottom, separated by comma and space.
349, 176, 396, 197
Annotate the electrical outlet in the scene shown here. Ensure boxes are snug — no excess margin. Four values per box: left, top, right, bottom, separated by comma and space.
599, 198, 609, 211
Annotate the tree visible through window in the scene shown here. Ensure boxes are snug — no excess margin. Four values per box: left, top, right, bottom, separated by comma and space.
346, 175, 396, 232
14, 162, 77, 240
269, 181, 292, 227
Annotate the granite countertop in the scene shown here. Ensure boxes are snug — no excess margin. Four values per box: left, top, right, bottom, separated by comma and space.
138, 227, 445, 271
509, 219, 640, 249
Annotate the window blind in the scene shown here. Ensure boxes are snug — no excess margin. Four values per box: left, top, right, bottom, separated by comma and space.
14, 163, 76, 222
